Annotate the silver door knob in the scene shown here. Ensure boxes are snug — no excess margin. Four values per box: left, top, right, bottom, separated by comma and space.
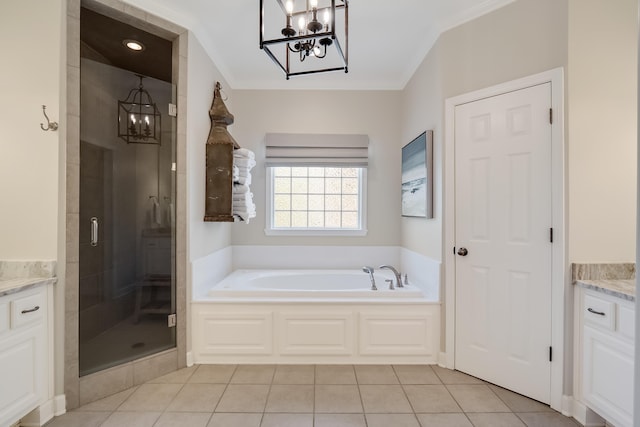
457, 247, 468, 256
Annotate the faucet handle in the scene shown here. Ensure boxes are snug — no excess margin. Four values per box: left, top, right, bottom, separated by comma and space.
385, 279, 394, 290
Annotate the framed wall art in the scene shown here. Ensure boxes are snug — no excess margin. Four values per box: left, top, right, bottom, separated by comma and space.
401, 130, 433, 218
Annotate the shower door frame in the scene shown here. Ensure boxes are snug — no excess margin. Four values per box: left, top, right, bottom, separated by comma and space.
64, 0, 188, 409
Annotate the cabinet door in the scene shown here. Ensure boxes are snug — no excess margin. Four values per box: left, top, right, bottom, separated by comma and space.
0, 324, 44, 427
583, 325, 634, 427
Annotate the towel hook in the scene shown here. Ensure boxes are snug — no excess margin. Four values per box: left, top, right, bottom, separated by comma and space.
40, 105, 58, 131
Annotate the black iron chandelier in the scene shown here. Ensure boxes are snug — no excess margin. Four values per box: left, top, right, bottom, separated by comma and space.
117, 74, 161, 145
260, 0, 348, 79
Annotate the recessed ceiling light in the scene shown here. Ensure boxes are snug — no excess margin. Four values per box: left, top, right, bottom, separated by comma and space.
123, 39, 145, 51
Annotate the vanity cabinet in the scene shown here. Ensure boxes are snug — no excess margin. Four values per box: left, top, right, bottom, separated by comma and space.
580, 288, 634, 427
0, 285, 48, 427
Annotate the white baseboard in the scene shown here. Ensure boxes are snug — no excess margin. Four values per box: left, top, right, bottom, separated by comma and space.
19, 394, 65, 427
186, 351, 194, 367
561, 394, 573, 417
438, 352, 447, 367
572, 398, 606, 427
53, 394, 66, 417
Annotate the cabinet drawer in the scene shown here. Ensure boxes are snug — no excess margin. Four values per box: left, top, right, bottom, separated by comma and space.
583, 293, 615, 331
11, 292, 44, 329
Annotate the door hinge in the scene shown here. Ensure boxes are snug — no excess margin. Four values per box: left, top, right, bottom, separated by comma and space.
550, 227, 553, 243
169, 103, 177, 117
168, 313, 177, 328
549, 108, 553, 124
549, 346, 553, 362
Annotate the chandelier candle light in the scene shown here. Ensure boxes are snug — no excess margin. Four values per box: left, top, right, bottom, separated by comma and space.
260, 0, 348, 79
118, 74, 162, 145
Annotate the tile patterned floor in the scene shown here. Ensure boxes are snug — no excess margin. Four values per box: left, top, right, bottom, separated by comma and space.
44, 364, 582, 427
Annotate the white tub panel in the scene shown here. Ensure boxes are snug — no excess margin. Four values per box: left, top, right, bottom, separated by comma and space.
278, 312, 354, 355
359, 312, 437, 356
195, 311, 273, 355
193, 303, 440, 364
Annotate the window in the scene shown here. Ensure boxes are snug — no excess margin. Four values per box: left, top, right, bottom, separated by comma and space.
266, 166, 367, 235
264, 133, 369, 236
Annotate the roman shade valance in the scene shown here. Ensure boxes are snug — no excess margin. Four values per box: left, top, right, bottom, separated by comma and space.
265, 133, 369, 167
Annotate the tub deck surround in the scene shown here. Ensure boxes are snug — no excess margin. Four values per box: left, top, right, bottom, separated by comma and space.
191, 246, 441, 301
207, 269, 425, 300
193, 268, 440, 364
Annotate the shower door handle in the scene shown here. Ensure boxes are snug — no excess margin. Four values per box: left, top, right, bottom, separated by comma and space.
90, 217, 99, 247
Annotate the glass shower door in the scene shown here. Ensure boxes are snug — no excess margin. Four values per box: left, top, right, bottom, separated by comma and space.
79, 58, 176, 376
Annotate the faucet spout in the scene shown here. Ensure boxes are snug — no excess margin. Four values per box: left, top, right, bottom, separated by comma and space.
362, 266, 377, 291
379, 265, 403, 289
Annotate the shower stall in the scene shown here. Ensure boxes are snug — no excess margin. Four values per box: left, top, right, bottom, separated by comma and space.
78, 8, 177, 376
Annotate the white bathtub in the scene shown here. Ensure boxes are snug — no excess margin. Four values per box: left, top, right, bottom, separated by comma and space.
207, 269, 425, 299
192, 269, 440, 364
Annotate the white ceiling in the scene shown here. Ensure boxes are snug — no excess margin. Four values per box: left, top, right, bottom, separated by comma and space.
123, 0, 515, 90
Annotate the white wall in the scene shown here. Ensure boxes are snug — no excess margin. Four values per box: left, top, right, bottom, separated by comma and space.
568, 0, 638, 263
401, 0, 569, 261
186, 33, 234, 260
230, 89, 402, 247
0, 0, 65, 260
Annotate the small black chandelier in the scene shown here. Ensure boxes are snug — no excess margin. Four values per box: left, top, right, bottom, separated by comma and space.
117, 74, 161, 145
260, 0, 348, 79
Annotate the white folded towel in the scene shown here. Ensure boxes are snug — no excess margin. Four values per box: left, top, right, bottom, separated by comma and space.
233, 193, 253, 204
235, 174, 252, 186
234, 148, 255, 160
232, 165, 240, 181
237, 167, 251, 176
233, 183, 250, 194
234, 158, 256, 169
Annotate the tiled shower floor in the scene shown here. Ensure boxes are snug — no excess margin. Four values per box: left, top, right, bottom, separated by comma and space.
44, 364, 582, 427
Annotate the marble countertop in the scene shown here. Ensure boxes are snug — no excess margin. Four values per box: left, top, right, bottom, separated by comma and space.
576, 279, 635, 302
0, 277, 57, 297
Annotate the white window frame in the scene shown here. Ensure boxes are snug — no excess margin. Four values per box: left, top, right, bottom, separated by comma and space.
264, 166, 368, 236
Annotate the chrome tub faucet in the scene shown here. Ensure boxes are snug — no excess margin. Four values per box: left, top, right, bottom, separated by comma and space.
379, 265, 403, 289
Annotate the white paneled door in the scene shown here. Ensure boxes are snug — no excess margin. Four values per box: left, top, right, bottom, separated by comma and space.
454, 83, 552, 404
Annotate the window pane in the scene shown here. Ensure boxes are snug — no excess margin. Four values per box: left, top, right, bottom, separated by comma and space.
308, 212, 324, 227
274, 167, 291, 177
342, 178, 358, 194
291, 167, 308, 177
291, 195, 307, 210
274, 177, 291, 193
325, 211, 341, 228
309, 195, 324, 211
274, 211, 290, 227
342, 195, 358, 211
325, 177, 341, 194
291, 177, 308, 193
342, 212, 358, 228
292, 211, 308, 227
325, 195, 341, 210
325, 168, 341, 177
309, 167, 324, 177
308, 178, 324, 194
274, 195, 291, 210
342, 168, 358, 178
